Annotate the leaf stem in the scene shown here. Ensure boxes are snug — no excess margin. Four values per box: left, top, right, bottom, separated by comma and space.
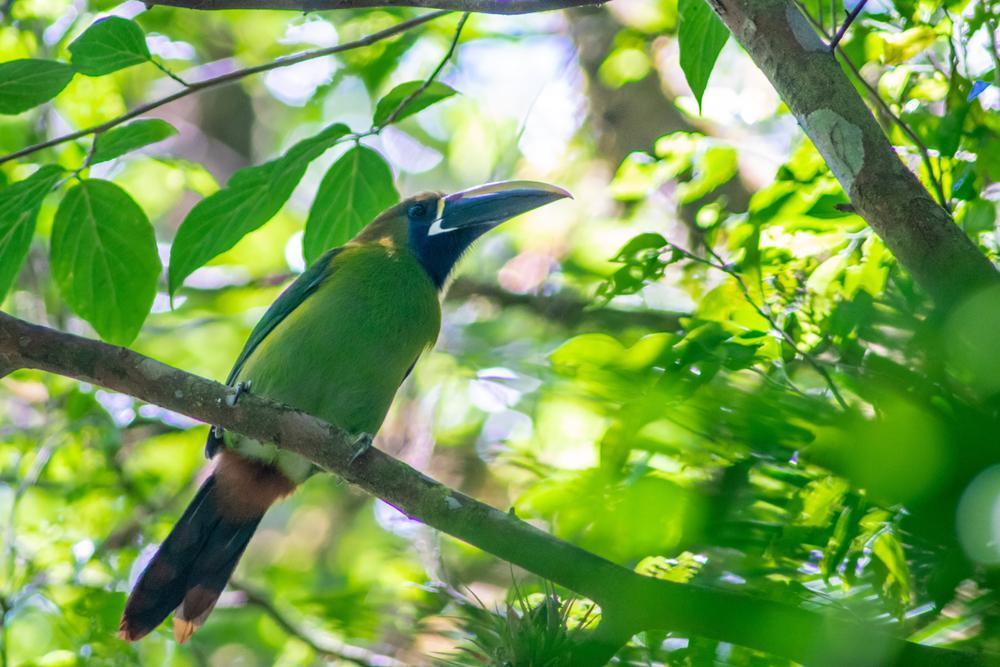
0, 11, 448, 166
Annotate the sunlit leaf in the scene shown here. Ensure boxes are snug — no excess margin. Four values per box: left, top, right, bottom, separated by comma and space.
0, 59, 75, 114
168, 123, 350, 295
51, 179, 160, 344
968, 78, 992, 102
372, 81, 457, 127
678, 0, 729, 112
68, 17, 150, 76
302, 145, 398, 264
635, 552, 705, 583
0, 165, 64, 302
91, 119, 178, 164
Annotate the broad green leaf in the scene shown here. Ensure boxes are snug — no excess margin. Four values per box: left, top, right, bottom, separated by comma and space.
678, 0, 729, 113
372, 81, 457, 127
168, 123, 350, 295
0, 60, 75, 114
303, 146, 398, 264
0, 165, 64, 302
51, 179, 160, 344
68, 17, 150, 76
91, 119, 178, 164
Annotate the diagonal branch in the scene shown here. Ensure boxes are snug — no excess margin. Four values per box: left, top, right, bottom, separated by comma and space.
0, 309, 981, 666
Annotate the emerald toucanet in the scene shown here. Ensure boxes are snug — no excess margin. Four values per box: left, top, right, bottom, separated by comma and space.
118, 180, 570, 643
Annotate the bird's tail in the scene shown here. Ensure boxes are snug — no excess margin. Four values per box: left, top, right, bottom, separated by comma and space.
118, 450, 295, 643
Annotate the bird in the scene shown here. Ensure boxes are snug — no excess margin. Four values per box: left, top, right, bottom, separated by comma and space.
117, 180, 570, 643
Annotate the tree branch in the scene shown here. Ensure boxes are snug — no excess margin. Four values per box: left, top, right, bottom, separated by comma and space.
0, 310, 983, 665
0, 11, 448, 166
709, 0, 998, 307
145, 0, 602, 14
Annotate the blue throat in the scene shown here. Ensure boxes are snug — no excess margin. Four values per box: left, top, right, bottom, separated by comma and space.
409, 221, 487, 289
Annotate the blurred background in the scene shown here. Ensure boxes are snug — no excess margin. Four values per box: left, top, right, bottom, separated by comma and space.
1, 0, 999, 664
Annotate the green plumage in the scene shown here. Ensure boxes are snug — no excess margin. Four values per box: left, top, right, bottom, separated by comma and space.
120, 180, 568, 643
223, 239, 441, 481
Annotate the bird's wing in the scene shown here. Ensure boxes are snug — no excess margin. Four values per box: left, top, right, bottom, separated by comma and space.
226, 247, 343, 386
206, 248, 343, 459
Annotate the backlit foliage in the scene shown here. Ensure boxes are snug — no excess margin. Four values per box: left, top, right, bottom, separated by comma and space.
1, 0, 998, 664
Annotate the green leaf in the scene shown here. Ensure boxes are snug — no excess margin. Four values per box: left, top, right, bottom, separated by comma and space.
68, 17, 150, 76
168, 123, 350, 295
51, 179, 161, 344
91, 119, 178, 164
678, 0, 729, 113
0, 165, 64, 302
372, 81, 457, 127
303, 146, 398, 264
0, 60, 75, 115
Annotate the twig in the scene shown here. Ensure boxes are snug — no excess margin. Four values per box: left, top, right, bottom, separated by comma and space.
828, 0, 868, 51
794, 1, 951, 211
0, 310, 974, 666
375, 12, 469, 129
0, 11, 448, 166
231, 581, 407, 667
665, 241, 850, 411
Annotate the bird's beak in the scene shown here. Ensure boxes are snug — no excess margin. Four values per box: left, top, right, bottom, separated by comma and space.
431, 180, 571, 236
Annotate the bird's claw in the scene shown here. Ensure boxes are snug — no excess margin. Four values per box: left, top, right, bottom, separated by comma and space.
349, 433, 374, 466
225, 380, 252, 407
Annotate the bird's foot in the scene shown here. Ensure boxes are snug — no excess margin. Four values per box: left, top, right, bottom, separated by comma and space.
349, 433, 374, 466
225, 380, 252, 407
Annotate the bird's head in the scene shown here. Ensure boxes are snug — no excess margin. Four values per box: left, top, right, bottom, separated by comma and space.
357, 180, 571, 288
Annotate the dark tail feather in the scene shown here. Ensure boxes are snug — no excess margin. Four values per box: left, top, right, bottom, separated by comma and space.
118, 474, 262, 643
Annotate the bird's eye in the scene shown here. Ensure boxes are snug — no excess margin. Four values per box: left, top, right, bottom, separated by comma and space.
408, 203, 427, 219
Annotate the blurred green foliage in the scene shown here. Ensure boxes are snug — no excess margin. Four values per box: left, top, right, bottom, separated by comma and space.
1, 0, 999, 664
